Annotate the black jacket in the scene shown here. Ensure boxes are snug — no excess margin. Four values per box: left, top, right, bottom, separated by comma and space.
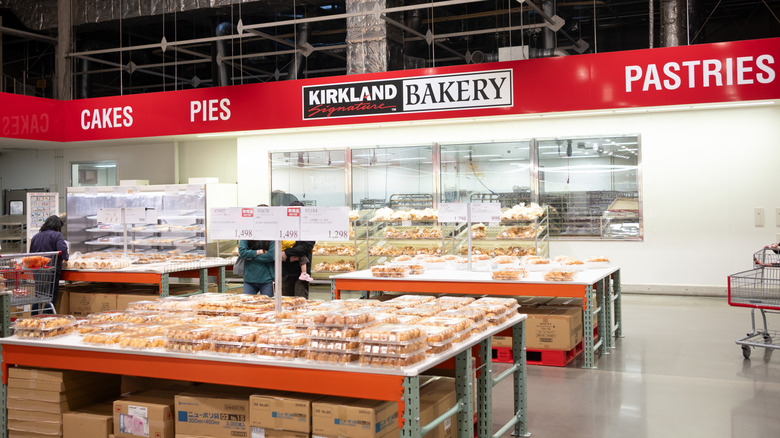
282, 240, 314, 277
29, 230, 70, 276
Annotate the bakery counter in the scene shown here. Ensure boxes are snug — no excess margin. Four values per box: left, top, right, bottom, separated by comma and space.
0, 312, 529, 438
331, 266, 622, 369
61, 257, 233, 296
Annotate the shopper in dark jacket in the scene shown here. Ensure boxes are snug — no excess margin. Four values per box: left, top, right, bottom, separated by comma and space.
29, 215, 69, 314
281, 239, 314, 298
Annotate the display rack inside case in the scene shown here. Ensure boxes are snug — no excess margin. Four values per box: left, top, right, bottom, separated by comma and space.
66, 184, 237, 258
461, 206, 549, 258
0, 215, 26, 254
366, 218, 463, 267
311, 212, 370, 279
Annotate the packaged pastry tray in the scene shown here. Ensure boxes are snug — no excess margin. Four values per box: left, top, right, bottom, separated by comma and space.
437, 308, 487, 323
396, 306, 441, 318
293, 309, 376, 328
464, 303, 513, 325
377, 294, 436, 308
255, 330, 309, 348
371, 264, 410, 278
86, 311, 127, 323
225, 302, 276, 315
308, 339, 360, 352
418, 316, 472, 333
14, 315, 76, 338
419, 325, 457, 346
358, 324, 425, 343
82, 328, 134, 345
239, 310, 297, 323
544, 269, 577, 281
118, 334, 166, 350
491, 268, 527, 281
158, 297, 195, 312
281, 296, 307, 309
426, 342, 454, 355
210, 326, 265, 343
306, 326, 360, 340
164, 339, 211, 353
255, 346, 305, 359
125, 322, 175, 336
77, 321, 125, 334
359, 342, 428, 356
473, 297, 520, 309
395, 314, 423, 325
305, 351, 359, 364
119, 311, 167, 324
436, 296, 475, 307
209, 340, 257, 355
126, 300, 162, 311
407, 264, 426, 275
164, 324, 215, 342
358, 352, 426, 368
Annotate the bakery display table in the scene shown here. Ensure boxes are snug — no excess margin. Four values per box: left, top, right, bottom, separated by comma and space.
61, 258, 233, 296
332, 267, 622, 369
0, 313, 529, 438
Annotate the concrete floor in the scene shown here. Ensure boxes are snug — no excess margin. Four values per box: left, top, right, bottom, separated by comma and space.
490, 294, 780, 438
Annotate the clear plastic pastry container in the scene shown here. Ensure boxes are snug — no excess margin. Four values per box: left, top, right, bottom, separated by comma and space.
436, 296, 475, 307
239, 310, 296, 323
13, 315, 76, 338
359, 340, 428, 356
420, 325, 457, 346
164, 339, 211, 353
559, 259, 586, 271
396, 306, 441, 318
209, 326, 264, 343
543, 269, 577, 282
371, 264, 411, 278
522, 257, 552, 271
473, 297, 520, 309
306, 326, 361, 340
126, 300, 162, 311
164, 324, 215, 342
82, 328, 134, 345
86, 311, 128, 323
255, 330, 309, 348
492, 256, 520, 268
408, 264, 426, 275
281, 296, 307, 309
118, 334, 166, 350
256, 346, 306, 359
125, 322, 174, 336
308, 339, 360, 352
584, 257, 611, 269
491, 268, 527, 281
464, 303, 511, 325
77, 321, 125, 335
395, 314, 423, 325
210, 340, 257, 355
418, 316, 472, 333
158, 296, 195, 312
305, 351, 358, 364
358, 324, 424, 343
422, 256, 448, 270
379, 295, 435, 308
119, 311, 167, 324
437, 308, 487, 323
358, 352, 426, 368
294, 309, 376, 328
426, 341, 454, 355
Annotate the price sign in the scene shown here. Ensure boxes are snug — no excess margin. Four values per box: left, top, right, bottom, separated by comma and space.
124, 207, 149, 224
438, 203, 468, 223
300, 207, 350, 241
209, 207, 254, 240
97, 208, 122, 224
470, 203, 502, 223
251, 206, 301, 240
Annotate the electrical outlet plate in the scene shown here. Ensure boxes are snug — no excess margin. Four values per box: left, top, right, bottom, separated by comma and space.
776, 208, 780, 227
755, 208, 765, 227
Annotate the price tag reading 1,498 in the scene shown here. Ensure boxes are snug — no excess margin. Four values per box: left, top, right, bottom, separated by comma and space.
329, 230, 349, 239
280, 230, 299, 239
236, 229, 253, 239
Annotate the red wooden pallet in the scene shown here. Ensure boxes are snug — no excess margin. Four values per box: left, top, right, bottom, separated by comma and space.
492, 325, 598, 367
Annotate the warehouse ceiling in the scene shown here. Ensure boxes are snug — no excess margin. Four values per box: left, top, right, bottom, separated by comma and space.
0, 0, 778, 99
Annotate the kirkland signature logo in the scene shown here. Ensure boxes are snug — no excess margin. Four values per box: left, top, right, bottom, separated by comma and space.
302, 69, 512, 119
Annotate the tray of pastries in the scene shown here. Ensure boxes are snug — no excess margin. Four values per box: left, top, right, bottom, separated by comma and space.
370, 264, 410, 278
305, 351, 358, 363
358, 324, 425, 343
544, 270, 576, 281
14, 315, 76, 338
358, 352, 426, 368
585, 256, 611, 269
308, 339, 360, 352
118, 334, 166, 350
491, 268, 527, 281
82, 328, 134, 345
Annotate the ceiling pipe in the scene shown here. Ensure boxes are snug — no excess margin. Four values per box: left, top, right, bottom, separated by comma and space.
215, 22, 233, 86
0, 25, 57, 43
288, 22, 310, 81
380, 14, 466, 61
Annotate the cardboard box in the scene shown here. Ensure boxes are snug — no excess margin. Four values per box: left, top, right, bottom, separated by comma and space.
545, 297, 598, 328
69, 293, 117, 316
9, 371, 119, 393
63, 402, 114, 438
115, 293, 160, 311
247, 431, 309, 438
8, 409, 62, 423
8, 367, 92, 383
491, 336, 512, 348
56, 290, 70, 315
8, 430, 61, 438
8, 419, 62, 435
522, 307, 583, 350
175, 387, 254, 438
250, 391, 323, 433
120, 376, 195, 395
312, 397, 398, 438
419, 378, 456, 438
114, 390, 177, 438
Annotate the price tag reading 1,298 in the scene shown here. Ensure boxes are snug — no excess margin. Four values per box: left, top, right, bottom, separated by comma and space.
300, 207, 350, 241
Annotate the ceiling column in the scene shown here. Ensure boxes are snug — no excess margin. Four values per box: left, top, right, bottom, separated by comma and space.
345, 0, 404, 74
56, 0, 73, 100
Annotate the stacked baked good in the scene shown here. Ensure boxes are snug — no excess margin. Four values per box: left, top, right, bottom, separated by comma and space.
358, 324, 427, 368
14, 315, 76, 338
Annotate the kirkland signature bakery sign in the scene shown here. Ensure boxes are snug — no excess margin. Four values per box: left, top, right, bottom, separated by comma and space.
302, 69, 513, 119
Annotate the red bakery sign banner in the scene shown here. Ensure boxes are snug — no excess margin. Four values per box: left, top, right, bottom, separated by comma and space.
1, 37, 777, 142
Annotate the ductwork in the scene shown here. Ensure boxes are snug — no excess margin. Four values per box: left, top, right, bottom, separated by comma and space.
215, 22, 233, 86
660, 0, 687, 47
0, 0, 260, 31
288, 22, 310, 81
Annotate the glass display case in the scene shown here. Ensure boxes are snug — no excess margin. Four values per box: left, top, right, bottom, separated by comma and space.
352, 145, 434, 210
462, 204, 549, 258
270, 150, 348, 207
66, 184, 237, 258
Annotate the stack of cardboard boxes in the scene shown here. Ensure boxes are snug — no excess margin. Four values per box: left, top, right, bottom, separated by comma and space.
6, 367, 120, 438
493, 296, 588, 352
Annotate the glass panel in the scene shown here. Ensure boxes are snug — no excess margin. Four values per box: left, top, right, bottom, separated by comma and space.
440, 141, 532, 207
351, 145, 434, 209
537, 136, 641, 239
270, 150, 347, 206
70, 161, 117, 187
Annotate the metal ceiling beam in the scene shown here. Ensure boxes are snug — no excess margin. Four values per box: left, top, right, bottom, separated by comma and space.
380, 14, 466, 61
0, 25, 57, 43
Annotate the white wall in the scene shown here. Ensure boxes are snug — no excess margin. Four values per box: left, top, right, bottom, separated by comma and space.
177, 139, 238, 184
62, 142, 176, 186
238, 103, 780, 293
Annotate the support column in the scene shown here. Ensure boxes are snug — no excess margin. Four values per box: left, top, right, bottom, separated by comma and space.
660, 0, 686, 47
56, 0, 73, 100
345, 0, 404, 74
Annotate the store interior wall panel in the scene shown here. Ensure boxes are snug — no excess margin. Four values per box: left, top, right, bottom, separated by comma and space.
177, 139, 238, 184
62, 142, 177, 186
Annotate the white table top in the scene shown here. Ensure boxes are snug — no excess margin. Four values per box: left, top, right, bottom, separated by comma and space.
0, 314, 526, 378
332, 265, 618, 286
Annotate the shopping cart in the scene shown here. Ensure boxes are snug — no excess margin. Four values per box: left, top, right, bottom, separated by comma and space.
728, 247, 780, 359
0, 251, 61, 314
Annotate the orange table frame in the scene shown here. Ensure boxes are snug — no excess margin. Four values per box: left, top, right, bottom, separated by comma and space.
61, 266, 226, 296
332, 268, 622, 369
